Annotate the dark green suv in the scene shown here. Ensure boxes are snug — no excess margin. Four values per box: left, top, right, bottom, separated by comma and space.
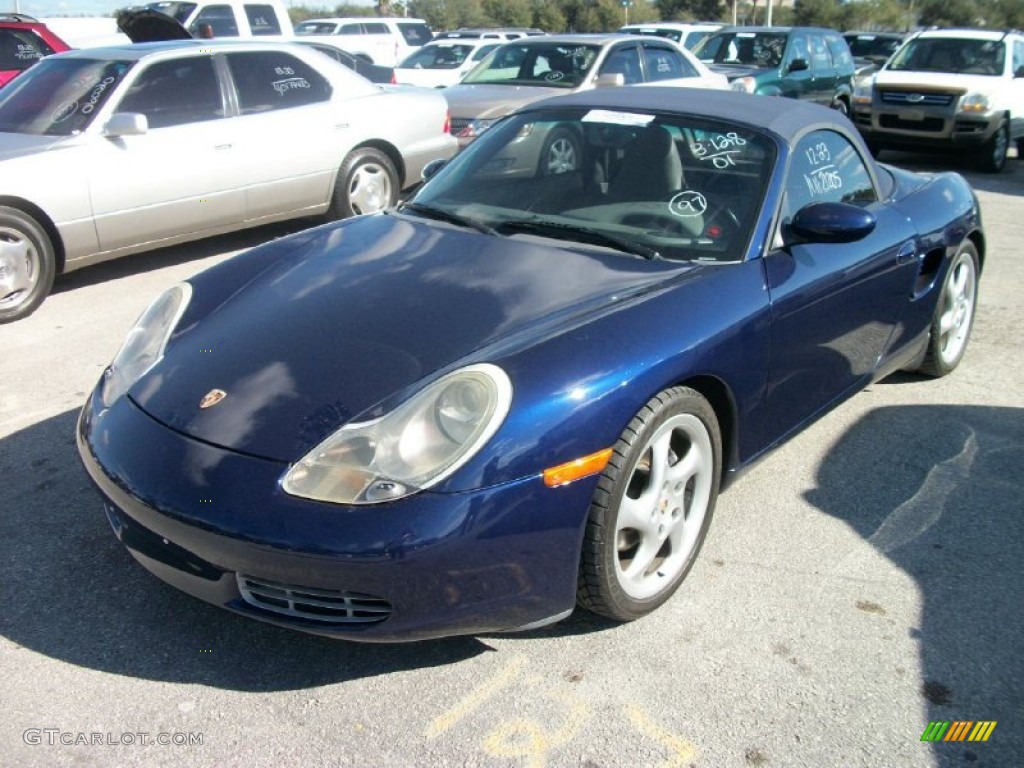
693, 26, 856, 114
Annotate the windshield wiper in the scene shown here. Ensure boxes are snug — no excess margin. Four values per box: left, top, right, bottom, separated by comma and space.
496, 219, 661, 260
398, 202, 497, 235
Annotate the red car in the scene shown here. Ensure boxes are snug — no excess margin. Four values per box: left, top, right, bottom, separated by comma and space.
0, 14, 71, 87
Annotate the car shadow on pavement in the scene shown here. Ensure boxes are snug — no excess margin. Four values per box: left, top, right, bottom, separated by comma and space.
0, 408, 491, 692
804, 404, 1023, 766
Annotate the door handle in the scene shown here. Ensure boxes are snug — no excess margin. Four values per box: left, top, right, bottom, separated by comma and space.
214, 143, 232, 150
896, 240, 916, 265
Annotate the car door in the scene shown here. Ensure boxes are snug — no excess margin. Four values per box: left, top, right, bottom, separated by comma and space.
759, 128, 920, 444
88, 54, 246, 252
808, 32, 837, 106
780, 32, 813, 101
222, 49, 341, 220
1012, 39, 1024, 141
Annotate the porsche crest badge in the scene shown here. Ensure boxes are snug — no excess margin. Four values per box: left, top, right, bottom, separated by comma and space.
199, 389, 227, 409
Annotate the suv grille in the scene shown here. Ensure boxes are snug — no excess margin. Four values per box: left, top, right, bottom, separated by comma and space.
879, 91, 956, 107
237, 574, 392, 624
449, 117, 472, 135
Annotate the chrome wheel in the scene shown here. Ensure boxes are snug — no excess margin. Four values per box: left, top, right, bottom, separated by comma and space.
936, 249, 977, 367
0, 207, 56, 324
540, 130, 579, 175
0, 225, 39, 313
918, 241, 979, 377
329, 148, 399, 220
578, 387, 721, 621
348, 161, 394, 215
614, 412, 714, 600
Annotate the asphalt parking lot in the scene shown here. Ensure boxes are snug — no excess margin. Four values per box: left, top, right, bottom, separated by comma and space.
2, 151, 1021, 768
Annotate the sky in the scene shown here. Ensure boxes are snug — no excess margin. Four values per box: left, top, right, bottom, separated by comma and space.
11, 1, 132, 14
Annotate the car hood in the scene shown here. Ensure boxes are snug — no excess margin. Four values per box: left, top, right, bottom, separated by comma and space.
0, 132, 74, 162
130, 214, 695, 462
706, 63, 767, 81
872, 70, 985, 93
116, 8, 193, 43
443, 83, 568, 119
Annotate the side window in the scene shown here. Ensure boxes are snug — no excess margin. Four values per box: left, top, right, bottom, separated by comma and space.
338, 24, 362, 35
599, 45, 642, 85
0, 29, 53, 70
363, 23, 389, 35
642, 43, 698, 81
809, 34, 832, 73
244, 5, 282, 36
188, 6, 239, 38
787, 35, 809, 67
117, 57, 223, 129
784, 130, 876, 219
825, 34, 853, 70
1014, 40, 1024, 76
226, 51, 332, 113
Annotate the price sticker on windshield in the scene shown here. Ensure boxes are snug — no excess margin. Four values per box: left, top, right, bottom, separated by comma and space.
582, 110, 655, 127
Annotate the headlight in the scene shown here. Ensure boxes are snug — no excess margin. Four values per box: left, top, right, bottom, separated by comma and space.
282, 363, 512, 505
960, 93, 990, 113
455, 118, 497, 141
101, 283, 191, 407
730, 77, 756, 94
852, 80, 873, 106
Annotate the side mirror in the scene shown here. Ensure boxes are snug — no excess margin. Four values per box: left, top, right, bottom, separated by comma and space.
421, 158, 447, 182
103, 112, 148, 137
594, 73, 625, 88
789, 201, 876, 244
788, 58, 809, 73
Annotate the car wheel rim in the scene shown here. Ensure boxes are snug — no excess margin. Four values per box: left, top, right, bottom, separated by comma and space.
348, 162, 393, 215
614, 413, 713, 601
0, 225, 38, 312
545, 137, 577, 174
937, 251, 976, 365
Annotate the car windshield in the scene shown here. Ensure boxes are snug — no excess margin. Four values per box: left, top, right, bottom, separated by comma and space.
144, 2, 196, 24
845, 34, 901, 60
887, 38, 1004, 75
400, 44, 476, 69
461, 43, 601, 88
694, 31, 787, 68
410, 107, 775, 263
0, 57, 134, 136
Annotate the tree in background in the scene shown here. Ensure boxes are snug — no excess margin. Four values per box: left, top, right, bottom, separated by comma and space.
286, 0, 1024, 31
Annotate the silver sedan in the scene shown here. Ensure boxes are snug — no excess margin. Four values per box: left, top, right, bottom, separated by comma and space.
0, 39, 457, 323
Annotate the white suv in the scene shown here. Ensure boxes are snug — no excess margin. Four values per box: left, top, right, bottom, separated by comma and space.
852, 28, 1024, 172
293, 17, 433, 66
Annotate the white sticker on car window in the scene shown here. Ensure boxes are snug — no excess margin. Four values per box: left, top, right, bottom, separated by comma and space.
669, 191, 707, 217
581, 109, 655, 126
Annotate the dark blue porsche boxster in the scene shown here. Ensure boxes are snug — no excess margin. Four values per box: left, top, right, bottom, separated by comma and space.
77, 89, 982, 641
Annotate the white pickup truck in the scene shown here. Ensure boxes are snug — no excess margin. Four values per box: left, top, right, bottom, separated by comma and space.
143, 0, 294, 39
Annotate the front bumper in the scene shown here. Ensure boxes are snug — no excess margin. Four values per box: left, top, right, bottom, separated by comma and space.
76, 389, 591, 641
852, 100, 1001, 151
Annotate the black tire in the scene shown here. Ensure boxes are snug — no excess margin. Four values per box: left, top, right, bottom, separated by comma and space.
1016, 138, 1024, 161
578, 387, 721, 621
0, 206, 56, 324
537, 127, 581, 176
976, 120, 1008, 173
327, 147, 399, 220
917, 241, 979, 377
